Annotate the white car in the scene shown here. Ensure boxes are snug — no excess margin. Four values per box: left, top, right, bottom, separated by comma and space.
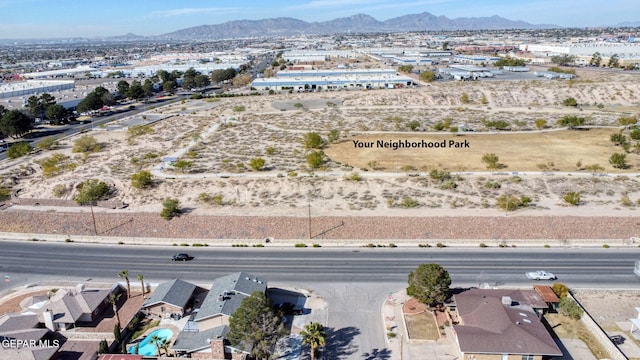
525, 270, 557, 280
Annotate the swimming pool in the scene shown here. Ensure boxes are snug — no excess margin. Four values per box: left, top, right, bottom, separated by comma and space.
128, 328, 173, 356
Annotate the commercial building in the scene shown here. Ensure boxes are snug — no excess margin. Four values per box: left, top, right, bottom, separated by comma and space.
0, 80, 74, 99
251, 68, 415, 91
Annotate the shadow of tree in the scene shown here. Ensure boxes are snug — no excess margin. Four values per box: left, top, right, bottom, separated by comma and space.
323, 326, 360, 359
361, 347, 392, 360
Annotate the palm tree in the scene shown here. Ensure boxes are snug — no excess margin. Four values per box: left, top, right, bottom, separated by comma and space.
149, 334, 162, 357
137, 274, 145, 297
107, 293, 122, 328
118, 269, 130, 298
158, 338, 171, 356
300, 322, 326, 360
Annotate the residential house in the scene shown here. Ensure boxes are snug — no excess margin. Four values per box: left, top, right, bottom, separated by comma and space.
0, 313, 60, 360
141, 279, 199, 319
172, 272, 267, 359
452, 288, 562, 360
25, 285, 118, 331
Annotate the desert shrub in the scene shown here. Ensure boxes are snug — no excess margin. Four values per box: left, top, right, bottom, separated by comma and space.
312, 244, 321, 248
558, 297, 583, 319
36, 137, 59, 150
131, 170, 153, 189
400, 197, 419, 208
72, 135, 101, 153
479, 243, 488, 248
294, 243, 308, 248
346, 172, 362, 181
75, 179, 110, 204
127, 124, 154, 138
563, 192, 581, 206
436, 242, 446, 248
496, 194, 531, 211
7, 142, 32, 159
160, 198, 181, 220
51, 184, 68, 198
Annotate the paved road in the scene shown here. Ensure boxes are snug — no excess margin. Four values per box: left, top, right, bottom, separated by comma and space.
0, 241, 638, 359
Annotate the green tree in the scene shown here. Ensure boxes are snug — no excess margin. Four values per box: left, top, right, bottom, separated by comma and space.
551, 54, 576, 66
131, 170, 153, 189
107, 293, 122, 328
609, 153, 628, 169
558, 297, 583, 319
142, 79, 155, 98
562, 97, 578, 107
249, 157, 266, 171
118, 270, 131, 298
398, 65, 414, 73
0, 110, 33, 138
303, 132, 325, 149
45, 104, 67, 124
149, 334, 162, 357
163, 80, 177, 94
306, 151, 324, 169
494, 57, 526, 67
227, 291, 285, 360
551, 283, 570, 298
6, 142, 32, 159
608, 53, 620, 68
75, 179, 110, 204
481, 153, 500, 170
72, 135, 101, 153
563, 192, 581, 206
76, 92, 103, 113
116, 80, 130, 97
126, 81, 145, 100
420, 70, 436, 82
160, 198, 181, 220
590, 52, 602, 67
407, 264, 451, 306
300, 322, 326, 360
137, 273, 146, 296
98, 339, 109, 354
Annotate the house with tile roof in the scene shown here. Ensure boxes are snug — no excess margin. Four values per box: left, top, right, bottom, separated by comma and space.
452, 288, 562, 360
141, 279, 200, 319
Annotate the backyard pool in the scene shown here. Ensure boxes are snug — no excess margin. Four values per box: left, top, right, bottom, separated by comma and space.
128, 328, 173, 356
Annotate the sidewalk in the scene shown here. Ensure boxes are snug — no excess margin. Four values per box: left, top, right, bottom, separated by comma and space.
382, 290, 460, 360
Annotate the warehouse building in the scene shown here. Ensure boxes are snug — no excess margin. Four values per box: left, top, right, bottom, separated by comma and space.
251, 69, 415, 91
0, 80, 74, 99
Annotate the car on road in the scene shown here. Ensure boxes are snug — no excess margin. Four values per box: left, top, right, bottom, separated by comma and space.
525, 270, 557, 280
171, 253, 193, 261
610, 335, 625, 345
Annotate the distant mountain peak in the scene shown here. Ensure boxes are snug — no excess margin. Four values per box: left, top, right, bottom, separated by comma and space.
160, 11, 558, 40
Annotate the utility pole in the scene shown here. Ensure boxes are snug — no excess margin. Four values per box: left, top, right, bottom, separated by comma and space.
307, 201, 311, 239
90, 202, 98, 236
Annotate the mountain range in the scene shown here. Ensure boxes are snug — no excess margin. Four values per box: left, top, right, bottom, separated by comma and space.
160, 12, 558, 40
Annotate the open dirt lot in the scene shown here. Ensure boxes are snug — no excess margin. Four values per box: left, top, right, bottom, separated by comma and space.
1, 68, 640, 226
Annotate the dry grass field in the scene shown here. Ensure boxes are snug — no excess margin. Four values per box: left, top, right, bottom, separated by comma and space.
325, 128, 634, 172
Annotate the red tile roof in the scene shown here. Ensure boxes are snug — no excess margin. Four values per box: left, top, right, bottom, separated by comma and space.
534, 285, 560, 303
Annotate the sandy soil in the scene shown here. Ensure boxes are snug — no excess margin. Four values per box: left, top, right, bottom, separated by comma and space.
1, 69, 640, 222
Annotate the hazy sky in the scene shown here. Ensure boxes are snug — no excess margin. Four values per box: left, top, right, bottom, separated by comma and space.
0, 0, 636, 38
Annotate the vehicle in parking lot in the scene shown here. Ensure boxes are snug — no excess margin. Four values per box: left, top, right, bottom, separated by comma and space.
171, 253, 193, 261
525, 270, 557, 280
